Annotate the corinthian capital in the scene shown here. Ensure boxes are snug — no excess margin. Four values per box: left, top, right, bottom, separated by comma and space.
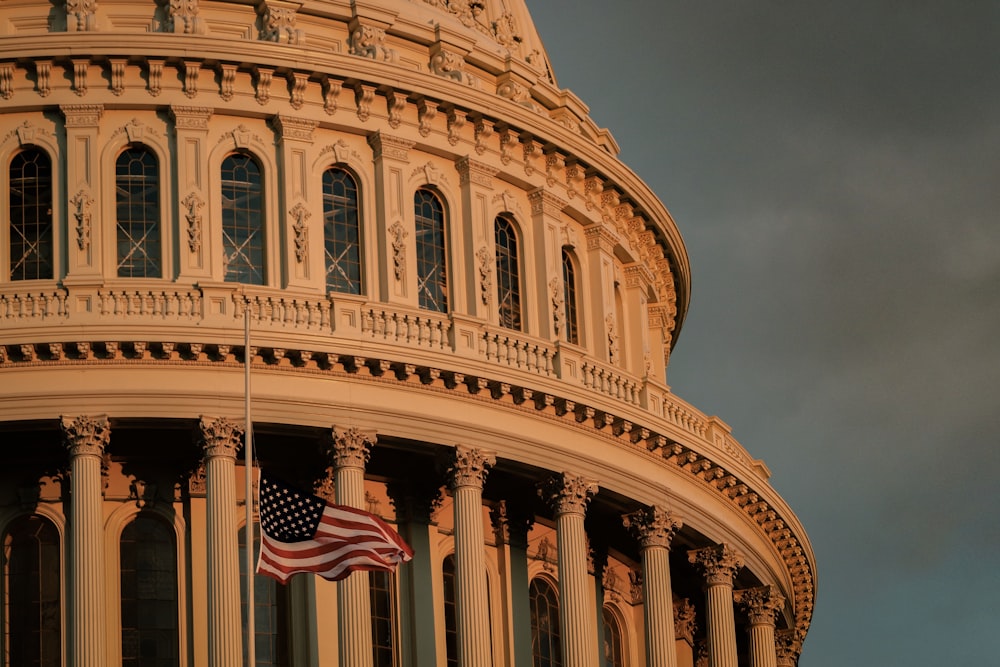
61, 414, 111, 457
540, 472, 598, 517
327, 425, 376, 469
199, 416, 243, 459
447, 446, 495, 489
688, 544, 745, 586
734, 585, 786, 626
623, 505, 682, 549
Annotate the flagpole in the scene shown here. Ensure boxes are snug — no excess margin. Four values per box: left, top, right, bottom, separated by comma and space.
244, 296, 256, 667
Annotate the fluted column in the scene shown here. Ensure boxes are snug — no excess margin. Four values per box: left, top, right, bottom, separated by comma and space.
61, 415, 110, 667
327, 426, 377, 667
734, 586, 785, 667
541, 473, 599, 667
200, 416, 244, 667
624, 506, 683, 667
447, 446, 495, 667
688, 545, 745, 667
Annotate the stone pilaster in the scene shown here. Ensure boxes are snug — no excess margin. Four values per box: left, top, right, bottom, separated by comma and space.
688, 545, 745, 667
624, 506, 683, 667
61, 414, 110, 667
60, 105, 103, 279
490, 499, 535, 667
734, 586, 785, 667
200, 416, 244, 667
541, 473, 599, 667
447, 446, 495, 667
327, 426, 377, 667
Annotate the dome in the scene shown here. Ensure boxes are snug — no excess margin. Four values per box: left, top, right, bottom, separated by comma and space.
0, 1, 813, 666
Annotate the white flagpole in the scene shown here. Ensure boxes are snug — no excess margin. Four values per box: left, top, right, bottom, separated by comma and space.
244, 297, 256, 667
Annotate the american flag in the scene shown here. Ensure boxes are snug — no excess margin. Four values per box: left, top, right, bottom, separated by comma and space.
255, 473, 413, 584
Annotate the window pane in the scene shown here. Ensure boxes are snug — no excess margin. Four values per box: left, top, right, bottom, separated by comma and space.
323, 168, 362, 294
116, 147, 161, 277
120, 515, 178, 667
9, 148, 54, 280
561, 249, 579, 345
4, 515, 61, 667
602, 607, 625, 667
530, 578, 561, 667
370, 570, 396, 667
222, 154, 265, 285
495, 217, 522, 330
414, 189, 448, 312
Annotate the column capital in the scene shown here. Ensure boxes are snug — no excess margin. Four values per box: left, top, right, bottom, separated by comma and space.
734, 585, 785, 626
199, 416, 243, 459
539, 472, 597, 517
447, 446, 495, 489
61, 414, 110, 457
775, 629, 800, 667
622, 505, 682, 549
688, 544, 745, 586
674, 597, 697, 644
327, 425, 376, 470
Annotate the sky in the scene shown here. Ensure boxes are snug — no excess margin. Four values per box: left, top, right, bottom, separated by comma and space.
530, 3, 1000, 666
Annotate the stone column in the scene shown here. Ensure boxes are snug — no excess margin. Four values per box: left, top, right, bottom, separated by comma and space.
61, 415, 110, 667
200, 416, 244, 667
734, 586, 785, 667
541, 473, 599, 667
447, 446, 495, 667
327, 426, 377, 667
688, 545, 744, 667
624, 506, 683, 667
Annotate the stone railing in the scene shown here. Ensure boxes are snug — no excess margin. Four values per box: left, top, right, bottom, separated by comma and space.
580, 359, 641, 406
235, 291, 331, 330
361, 305, 451, 350
97, 286, 202, 318
0, 288, 68, 320
480, 329, 556, 377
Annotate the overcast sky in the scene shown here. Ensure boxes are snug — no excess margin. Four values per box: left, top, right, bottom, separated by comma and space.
531, 3, 1000, 666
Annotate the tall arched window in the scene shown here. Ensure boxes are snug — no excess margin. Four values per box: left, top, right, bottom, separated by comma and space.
561, 249, 579, 344
323, 167, 362, 294
602, 606, 625, 667
239, 524, 288, 666
442, 555, 458, 667
370, 571, 396, 667
222, 153, 265, 284
120, 514, 178, 667
529, 578, 561, 667
3, 515, 60, 667
414, 189, 447, 312
9, 147, 54, 281
116, 146, 161, 277
495, 216, 522, 330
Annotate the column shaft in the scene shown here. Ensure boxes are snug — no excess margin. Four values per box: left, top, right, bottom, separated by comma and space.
748, 623, 777, 667
643, 546, 677, 667
705, 582, 738, 667
735, 586, 785, 667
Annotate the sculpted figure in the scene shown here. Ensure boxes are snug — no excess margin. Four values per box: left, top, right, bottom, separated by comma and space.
350, 24, 394, 61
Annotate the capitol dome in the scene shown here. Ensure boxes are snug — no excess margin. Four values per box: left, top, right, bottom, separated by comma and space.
0, 1, 814, 666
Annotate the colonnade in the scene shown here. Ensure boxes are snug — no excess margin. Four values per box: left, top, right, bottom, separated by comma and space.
58, 416, 789, 667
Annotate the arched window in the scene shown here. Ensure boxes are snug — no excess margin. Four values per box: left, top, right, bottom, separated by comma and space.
120, 514, 178, 667
495, 216, 522, 330
442, 555, 458, 667
561, 249, 579, 344
602, 606, 625, 667
529, 578, 561, 667
370, 571, 396, 667
222, 153, 264, 284
3, 515, 60, 667
323, 167, 362, 294
9, 147, 53, 281
239, 524, 288, 666
116, 146, 161, 277
414, 189, 447, 312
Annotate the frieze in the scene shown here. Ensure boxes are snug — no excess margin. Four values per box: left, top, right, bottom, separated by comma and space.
60, 104, 103, 127
527, 189, 565, 218
272, 114, 317, 141
455, 156, 497, 187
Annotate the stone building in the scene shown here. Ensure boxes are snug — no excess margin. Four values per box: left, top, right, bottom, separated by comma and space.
0, 1, 815, 666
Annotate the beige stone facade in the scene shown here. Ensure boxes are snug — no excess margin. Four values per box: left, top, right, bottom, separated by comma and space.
0, 1, 814, 666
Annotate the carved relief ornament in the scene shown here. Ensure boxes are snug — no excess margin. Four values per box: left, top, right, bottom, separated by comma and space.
540, 472, 597, 516
327, 426, 375, 469
734, 585, 786, 626
199, 416, 243, 459
61, 414, 110, 458
623, 505, 682, 549
447, 446, 495, 489
688, 544, 745, 586
70, 189, 94, 250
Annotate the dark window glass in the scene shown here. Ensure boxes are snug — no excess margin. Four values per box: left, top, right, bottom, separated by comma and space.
9, 148, 53, 280
561, 249, 579, 344
495, 217, 522, 330
414, 189, 448, 312
239, 524, 288, 667
120, 514, 178, 667
323, 168, 362, 294
530, 578, 561, 667
3, 515, 60, 667
602, 607, 625, 667
116, 147, 161, 277
370, 570, 395, 667
442, 555, 457, 667
222, 153, 265, 284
